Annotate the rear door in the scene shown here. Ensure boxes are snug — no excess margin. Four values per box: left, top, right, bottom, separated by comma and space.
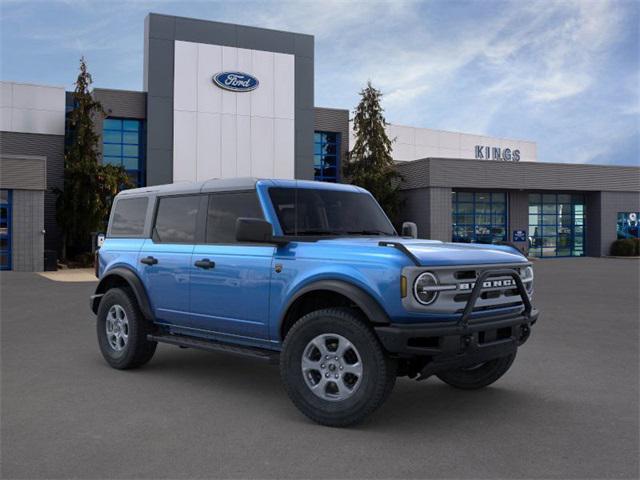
189, 191, 274, 340
138, 194, 204, 326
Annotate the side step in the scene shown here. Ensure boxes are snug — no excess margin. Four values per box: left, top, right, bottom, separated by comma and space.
147, 333, 280, 364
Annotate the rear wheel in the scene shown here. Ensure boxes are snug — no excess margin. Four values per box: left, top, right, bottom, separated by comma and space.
436, 352, 516, 390
97, 288, 157, 369
280, 308, 396, 427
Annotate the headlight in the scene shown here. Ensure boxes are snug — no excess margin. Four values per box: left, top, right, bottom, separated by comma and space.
414, 272, 439, 305
523, 266, 534, 294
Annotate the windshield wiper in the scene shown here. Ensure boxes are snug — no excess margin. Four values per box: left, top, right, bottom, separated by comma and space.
293, 229, 345, 236
346, 230, 393, 236
289, 229, 395, 237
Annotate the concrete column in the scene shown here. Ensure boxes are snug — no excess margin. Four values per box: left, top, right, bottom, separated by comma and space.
399, 187, 451, 241
509, 191, 529, 254
428, 187, 452, 242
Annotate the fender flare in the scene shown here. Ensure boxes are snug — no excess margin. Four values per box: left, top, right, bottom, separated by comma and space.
280, 279, 391, 327
91, 267, 154, 320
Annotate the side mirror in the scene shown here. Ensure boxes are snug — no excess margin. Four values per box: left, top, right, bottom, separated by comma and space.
401, 222, 418, 239
236, 218, 287, 245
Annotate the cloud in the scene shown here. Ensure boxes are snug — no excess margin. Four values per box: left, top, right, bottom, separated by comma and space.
1, 0, 637, 165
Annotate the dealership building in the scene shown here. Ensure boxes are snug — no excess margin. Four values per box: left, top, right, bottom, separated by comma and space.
1, 13, 639, 271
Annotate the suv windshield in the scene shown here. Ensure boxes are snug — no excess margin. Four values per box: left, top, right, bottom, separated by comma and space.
269, 187, 397, 237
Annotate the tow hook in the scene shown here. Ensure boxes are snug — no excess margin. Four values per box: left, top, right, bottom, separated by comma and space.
519, 325, 531, 343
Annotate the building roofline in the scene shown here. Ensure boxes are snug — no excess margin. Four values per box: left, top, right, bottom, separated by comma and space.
396, 157, 640, 170
147, 12, 314, 39
1, 80, 66, 90
92, 87, 145, 95
315, 106, 350, 113
384, 124, 537, 145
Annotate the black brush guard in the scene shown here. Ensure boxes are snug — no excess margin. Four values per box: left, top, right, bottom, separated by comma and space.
374, 268, 538, 378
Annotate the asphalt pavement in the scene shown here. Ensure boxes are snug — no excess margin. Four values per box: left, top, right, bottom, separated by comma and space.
1, 258, 638, 479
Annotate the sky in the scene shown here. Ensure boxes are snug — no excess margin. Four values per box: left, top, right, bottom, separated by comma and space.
1, 0, 638, 166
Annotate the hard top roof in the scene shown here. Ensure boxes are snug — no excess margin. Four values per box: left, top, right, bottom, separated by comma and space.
115, 178, 367, 198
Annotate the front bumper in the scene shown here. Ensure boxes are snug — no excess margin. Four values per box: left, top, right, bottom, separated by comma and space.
375, 267, 538, 375
375, 309, 538, 357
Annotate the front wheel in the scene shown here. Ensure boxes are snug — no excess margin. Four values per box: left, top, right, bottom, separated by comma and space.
280, 308, 396, 427
436, 352, 516, 390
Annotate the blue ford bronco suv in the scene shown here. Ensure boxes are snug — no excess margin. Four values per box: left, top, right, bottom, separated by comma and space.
92, 178, 538, 427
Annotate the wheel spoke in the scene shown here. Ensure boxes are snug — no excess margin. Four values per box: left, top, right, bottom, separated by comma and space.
312, 376, 327, 391
341, 376, 356, 392
301, 356, 319, 372
330, 380, 342, 396
342, 362, 363, 377
311, 339, 330, 358
336, 338, 354, 359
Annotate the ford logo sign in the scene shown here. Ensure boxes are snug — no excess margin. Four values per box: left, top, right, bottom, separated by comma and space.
212, 72, 259, 92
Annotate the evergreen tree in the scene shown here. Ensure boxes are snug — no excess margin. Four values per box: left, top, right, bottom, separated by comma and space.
344, 81, 402, 220
56, 57, 131, 260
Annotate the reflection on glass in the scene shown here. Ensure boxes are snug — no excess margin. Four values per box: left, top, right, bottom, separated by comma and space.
451, 191, 507, 244
313, 131, 341, 183
102, 117, 145, 186
617, 212, 640, 239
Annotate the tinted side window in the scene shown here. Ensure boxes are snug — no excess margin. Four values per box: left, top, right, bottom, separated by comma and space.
153, 195, 200, 244
110, 197, 148, 237
206, 192, 264, 243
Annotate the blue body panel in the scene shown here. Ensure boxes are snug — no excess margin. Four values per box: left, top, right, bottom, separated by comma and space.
138, 239, 194, 325
190, 244, 274, 339
99, 179, 530, 351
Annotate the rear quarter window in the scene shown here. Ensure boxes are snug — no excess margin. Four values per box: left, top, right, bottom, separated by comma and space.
109, 197, 148, 237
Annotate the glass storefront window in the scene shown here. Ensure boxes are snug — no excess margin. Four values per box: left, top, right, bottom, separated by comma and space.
314, 131, 341, 183
528, 193, 585, 257
452, 191, 507, 244
103, 117, 146, 187
0, 189, 11, 270
617, 212, 639, 239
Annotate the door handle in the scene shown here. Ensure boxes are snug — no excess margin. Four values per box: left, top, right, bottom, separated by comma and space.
140, 256, 158, 266
194, 258, 215, 269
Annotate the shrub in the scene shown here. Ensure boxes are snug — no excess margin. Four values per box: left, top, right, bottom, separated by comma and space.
610, 238, 640, 256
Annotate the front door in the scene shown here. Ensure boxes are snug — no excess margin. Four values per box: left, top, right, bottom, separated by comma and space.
189, 191, 274, 340
138, 194, 203, 326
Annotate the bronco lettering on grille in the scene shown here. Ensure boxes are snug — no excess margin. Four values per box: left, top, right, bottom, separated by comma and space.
458, 279, 515, 291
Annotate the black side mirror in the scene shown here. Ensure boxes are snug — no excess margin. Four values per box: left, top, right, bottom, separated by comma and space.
401, 222, 418, 239
236, 218, 287, 245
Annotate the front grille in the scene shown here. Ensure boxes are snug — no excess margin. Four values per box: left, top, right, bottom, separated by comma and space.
404, 263, 532, 316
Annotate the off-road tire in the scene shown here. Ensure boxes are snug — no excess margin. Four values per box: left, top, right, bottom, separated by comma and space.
436, 352, 516, 390
280, 307, 396, 427
97, 287, 157, 369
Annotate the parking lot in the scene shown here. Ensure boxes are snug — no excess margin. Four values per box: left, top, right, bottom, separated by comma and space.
1, 258, 638, 479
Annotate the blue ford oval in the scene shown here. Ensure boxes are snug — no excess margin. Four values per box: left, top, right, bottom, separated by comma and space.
212, 71, 259, 92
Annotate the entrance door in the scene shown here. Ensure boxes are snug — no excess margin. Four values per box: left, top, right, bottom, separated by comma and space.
528, 193, 585, 257
0, 190, 11, 270
189, 191, 274, 341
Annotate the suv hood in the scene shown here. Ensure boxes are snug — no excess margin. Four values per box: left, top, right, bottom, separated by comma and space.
315, 237, 528, 267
